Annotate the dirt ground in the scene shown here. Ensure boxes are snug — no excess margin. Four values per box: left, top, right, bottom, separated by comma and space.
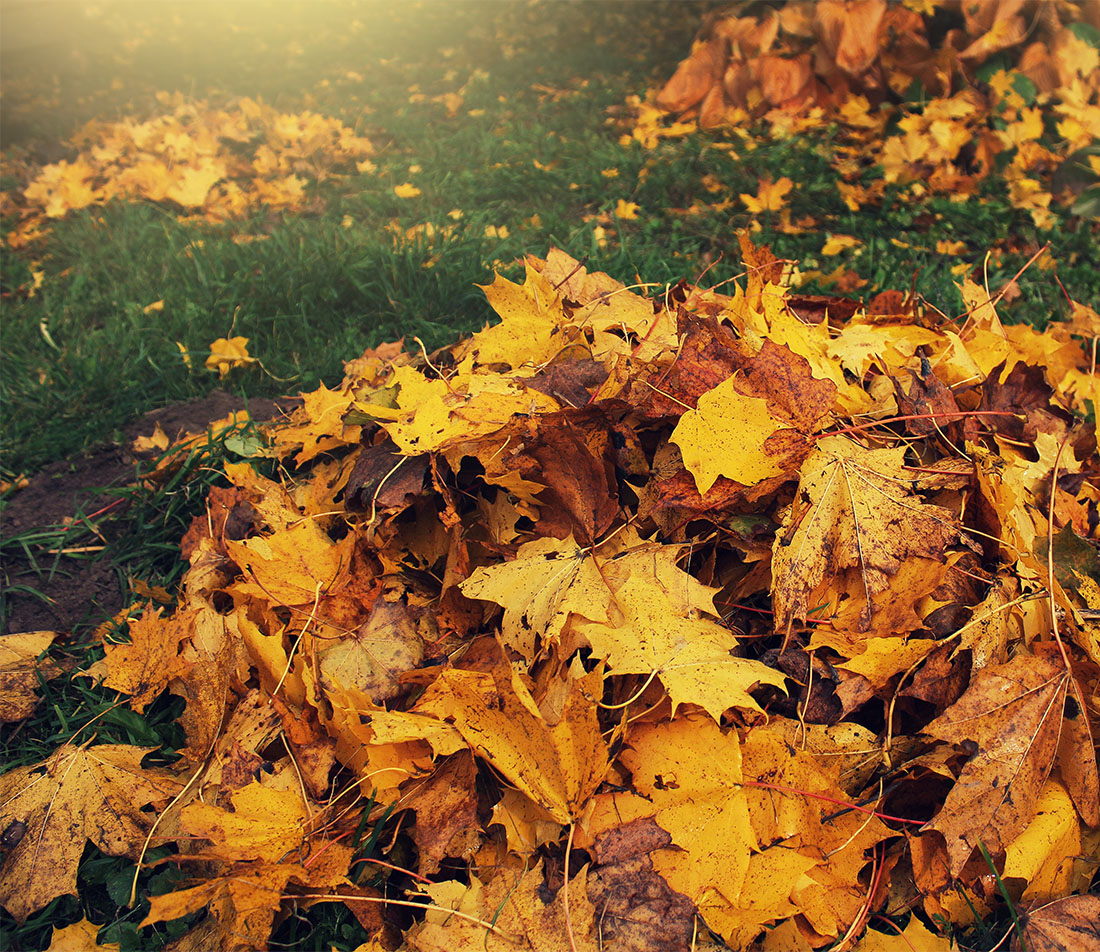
1, 391, 291, 636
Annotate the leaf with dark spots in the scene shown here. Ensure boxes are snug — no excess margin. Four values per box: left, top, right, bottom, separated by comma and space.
924, 652, 1066, 875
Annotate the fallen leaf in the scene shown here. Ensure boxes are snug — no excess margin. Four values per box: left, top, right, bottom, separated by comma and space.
924, 652, 1066, 875
459, 535, 614, 661
101, 606, 193, 712
670, 375, 798, 494
180, 782, 308, 862
740, 176, 793, 214
46, 917, 120, 952
0, 631, 61, 723
1014, 894, 1100, 952
404, 859, 599, 951
142, 861, 305, 951
418, 665, 608, 823
403, 750, 481, 876
1002, 778, 1080, 903
574, 574, 786, 719
0, 744, 180, 922
772, 435, 958, 634
851, 913, 952, 951
205, 336, 257, 377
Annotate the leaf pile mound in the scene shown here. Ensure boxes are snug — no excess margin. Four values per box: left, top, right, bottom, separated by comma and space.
1, 93, 376, 249
631, 0, 1100, 225
3, 238, 1100, 951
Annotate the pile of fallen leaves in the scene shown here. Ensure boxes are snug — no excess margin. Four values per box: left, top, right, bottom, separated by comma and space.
629, 0, 1100, 226
3, 236, 1100, 951
1, 92, 375, 249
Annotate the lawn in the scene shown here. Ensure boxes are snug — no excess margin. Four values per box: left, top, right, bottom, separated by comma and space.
3, 0, 1095, 477
1, 2, 1098, 951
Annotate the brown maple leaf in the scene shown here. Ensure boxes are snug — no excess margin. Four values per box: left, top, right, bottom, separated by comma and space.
923, 652, 1067, 875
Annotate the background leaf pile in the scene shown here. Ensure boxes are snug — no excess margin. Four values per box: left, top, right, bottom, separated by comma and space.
2, 93, 376, 248
3, 236, 1098, 950
630, 0, 1100, 227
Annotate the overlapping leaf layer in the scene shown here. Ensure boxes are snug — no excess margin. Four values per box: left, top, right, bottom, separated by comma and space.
631, 0, 1100, 228
3, 238, 1099, 951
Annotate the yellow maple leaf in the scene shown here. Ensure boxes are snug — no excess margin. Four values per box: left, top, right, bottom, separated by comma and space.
418, 665, 609, 823
460, 534, 613, 660
987, 68, 1017, 102
404, 860, 598, 949
24, 159, 100, 218
623, 716, 755, 899
880, 130, 930, 183
268, 382, 360, 465
142, 862, 304, 949
250, 173, 306, 208
224, 520, 349, 608
821, 234, 862, 255
165, 158, 225, 207
46, 919, 120, 952
573, 575, 786, 719
205, 336, 257, 377
999, 106, 1044, 149
615, 198, 640, 219
1007, 176, 1055, 228
394, 182, 421, 198
670, 375, 798, 494
376, 365, 559, 458
472, 262, 573, 365
313, 598, 424, 704
180, 782, 308, 862
853, 915, 953, 951
739, 176, 793, 214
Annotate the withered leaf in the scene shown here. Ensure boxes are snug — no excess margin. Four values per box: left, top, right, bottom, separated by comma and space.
345, 439, 428, 513
772, 435, 958, 633
101, 606, 194, 713
924, 652, 1066, 875
316, 597, 423, 703
0, 744, 181, 923
0, 631, 61, 724
404, 750, 481, 876
1013, 894, 1100, 952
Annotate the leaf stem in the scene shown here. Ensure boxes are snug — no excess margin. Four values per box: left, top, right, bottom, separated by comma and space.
821, 410, 1021, 439
740, 780, 925, 825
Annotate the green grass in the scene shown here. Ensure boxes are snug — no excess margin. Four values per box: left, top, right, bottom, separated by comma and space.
3, 0, 1095, 477
1, 2, 1096, 949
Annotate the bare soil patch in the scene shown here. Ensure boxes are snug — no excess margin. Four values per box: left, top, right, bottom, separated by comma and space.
2, 391, 291, 636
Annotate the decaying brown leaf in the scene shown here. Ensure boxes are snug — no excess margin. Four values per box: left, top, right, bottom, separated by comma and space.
924, 652, 1068, 875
